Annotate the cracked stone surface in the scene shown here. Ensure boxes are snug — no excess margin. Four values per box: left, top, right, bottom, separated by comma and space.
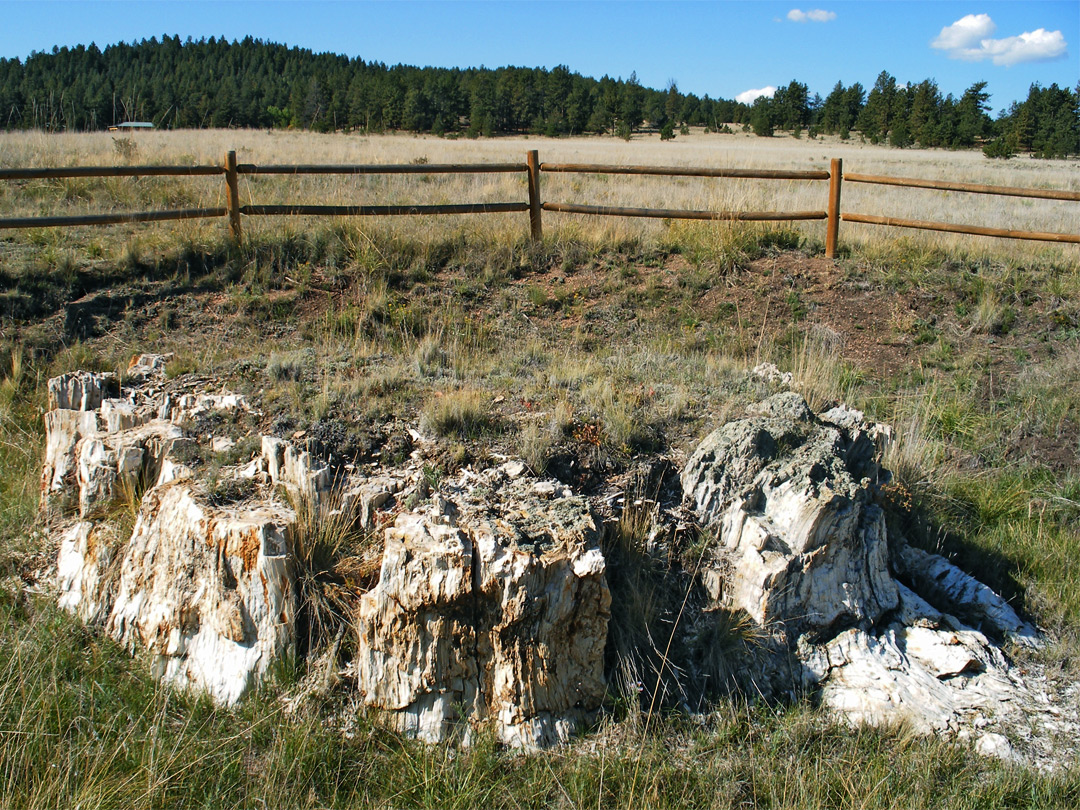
107, 479, 297, 705
682, 392, 898, 633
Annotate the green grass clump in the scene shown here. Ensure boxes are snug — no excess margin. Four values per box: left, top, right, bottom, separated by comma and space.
0, 594, 1075, 808
288, 489, 381, 657
421, 388, 494, 439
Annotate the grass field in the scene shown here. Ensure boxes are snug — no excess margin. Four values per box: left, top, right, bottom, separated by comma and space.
1, 129, 1079, 807
1, 127, 1077, 261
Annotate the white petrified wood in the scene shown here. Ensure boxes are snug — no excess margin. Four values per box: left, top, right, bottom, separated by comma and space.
57, 520, 121, 625
106, 480, 296, 705
681, 392, 1045, 742
356, 469, 610, 750
682, 392, 898, 632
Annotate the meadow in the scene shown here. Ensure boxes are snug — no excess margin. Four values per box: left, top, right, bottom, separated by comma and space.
0, 127, 1078, 808
2, 126, 1077, 257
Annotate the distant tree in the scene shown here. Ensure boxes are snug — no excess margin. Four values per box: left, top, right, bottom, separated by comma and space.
889, 118, 911, 148
619, 71, 644, 132
955, 81, 992, 147
664, 80, 680, 124
907, 79, 942, 147
0, 37, 1058, 155
660, 121, 675, 140
982, 137, 1015, 159
772, 80, 809, 131
858, 70, 897, 142
750, 97, 774, 137
588, 75, 619, 134
996, 83, 1079, 158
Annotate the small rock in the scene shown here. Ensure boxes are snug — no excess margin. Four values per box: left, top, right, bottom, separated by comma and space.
501, 460, 527, 479
212, 436, 236, 454
126, 353, 171, 383
751, 362, 793, 387
976, 733, 1017, 761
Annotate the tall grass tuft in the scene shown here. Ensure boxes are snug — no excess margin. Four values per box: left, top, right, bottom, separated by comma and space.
287, 489, 380, 658
602, 501, 688, 718
421, 388, 493, 439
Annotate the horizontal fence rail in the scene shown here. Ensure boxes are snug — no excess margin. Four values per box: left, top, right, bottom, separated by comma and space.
241, 203, 529, 217
0, 165, 223, 179
0, 207, 226, 229
843, 170, 1079, 245
540, 163, 830, 180
542, 203, 826, 221
844, 172, 1080, 202
236, 162, 526, 175
842, 213, 1080, 244
0, 150, 1076, 255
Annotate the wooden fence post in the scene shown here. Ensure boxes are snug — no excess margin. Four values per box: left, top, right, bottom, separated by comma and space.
225, 150, 242, 244
826, 157, 842, 259
527, 150, 542, 241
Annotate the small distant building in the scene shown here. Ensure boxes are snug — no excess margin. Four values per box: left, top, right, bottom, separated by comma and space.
108, 122, 155, 131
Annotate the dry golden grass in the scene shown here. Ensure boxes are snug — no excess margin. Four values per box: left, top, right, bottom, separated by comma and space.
1, 128, 1077, 262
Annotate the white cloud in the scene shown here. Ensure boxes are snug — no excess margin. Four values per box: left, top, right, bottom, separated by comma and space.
736, 86, 776, 104
982, 29, 1068, 66
931, 13, 995, 52
932, 14, 1068, 66
787, 9, 837, 23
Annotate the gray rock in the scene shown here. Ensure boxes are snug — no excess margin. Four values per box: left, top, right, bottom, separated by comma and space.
682, 393, 1054, 755
682, 393, 896, 632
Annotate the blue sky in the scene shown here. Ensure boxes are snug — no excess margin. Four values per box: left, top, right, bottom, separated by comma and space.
0, 1, 1075, 114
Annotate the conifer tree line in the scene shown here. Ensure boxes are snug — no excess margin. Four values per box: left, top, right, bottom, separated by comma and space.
0, 37, 1076, 158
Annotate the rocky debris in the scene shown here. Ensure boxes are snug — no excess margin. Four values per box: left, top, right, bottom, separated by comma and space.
261, 436, 333, 503
896, 544, 1040, 646
76, 421, 187, 517
170, 391, 255, 423
751, 362, 793, 388
125, 352, 171, 384
798, 584, 1028, 735
976, 732, 1018, 762
356, 464, 610, 750
680, 392, 1057, 759
48, 370, 118, 411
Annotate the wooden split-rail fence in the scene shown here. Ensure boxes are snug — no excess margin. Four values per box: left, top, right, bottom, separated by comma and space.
1, 150, 1078, 257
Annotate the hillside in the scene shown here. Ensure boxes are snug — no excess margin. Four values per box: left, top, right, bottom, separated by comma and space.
0, 37, 1077, 157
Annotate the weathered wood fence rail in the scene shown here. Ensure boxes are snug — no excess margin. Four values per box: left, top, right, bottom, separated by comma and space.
1, 151, 1077, 255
